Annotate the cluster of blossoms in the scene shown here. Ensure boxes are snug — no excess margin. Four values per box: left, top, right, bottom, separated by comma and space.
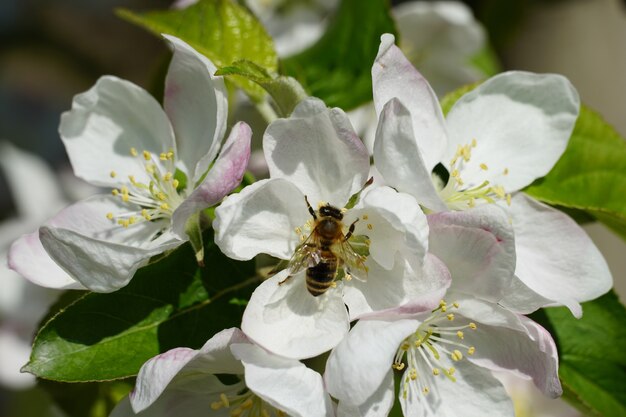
6, 19, 612, 417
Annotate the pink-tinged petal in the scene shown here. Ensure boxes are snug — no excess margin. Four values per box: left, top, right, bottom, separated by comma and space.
264, 97, 370, 207
393, 1, 485, 96
444, 71, 580, 192
231, 343, 334, 417
427, 205, 516, 303
131, 328, 247, 413
242, 271, 349, 359
457, 299, 562, 398
510, 193, 612, 317
372, 33, 448, 172
373, 98, 447, 211
213, 178, 309, 261
343, 254, 450, 320
499, 274, 554, 315
8, 231, 83, 290
162, 35, 228, 183
172, 122, 251, 239
400, 359, 514, 417
325, 319, 416, 406
59, 76, 176, 188
336, 371, 395, 417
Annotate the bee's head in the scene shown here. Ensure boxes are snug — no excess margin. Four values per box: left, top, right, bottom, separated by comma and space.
319, 204, 343, 220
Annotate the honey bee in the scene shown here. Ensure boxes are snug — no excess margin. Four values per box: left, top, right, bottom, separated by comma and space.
279, 196, 368, 296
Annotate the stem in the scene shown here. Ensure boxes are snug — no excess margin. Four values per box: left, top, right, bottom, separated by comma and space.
256, 100, 279, 123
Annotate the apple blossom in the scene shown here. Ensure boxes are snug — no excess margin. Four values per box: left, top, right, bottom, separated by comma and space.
8, 35, 251, 293
109, 328, 334, 417
214, 97, 449, 359
371, 33, 612, 317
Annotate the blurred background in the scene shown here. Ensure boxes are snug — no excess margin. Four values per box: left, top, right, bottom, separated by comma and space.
0, 0, 624, 416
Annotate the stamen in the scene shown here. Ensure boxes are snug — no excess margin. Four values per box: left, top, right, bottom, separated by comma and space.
110, 171, 117, 178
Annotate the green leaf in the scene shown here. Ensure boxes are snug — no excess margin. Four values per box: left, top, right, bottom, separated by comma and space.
25, 234, 259, 382
531, 291, 626, 417
525, 106, 626, 241
116, 0, 277, 101
217, 59, 308, 117
281, 0, 397, 110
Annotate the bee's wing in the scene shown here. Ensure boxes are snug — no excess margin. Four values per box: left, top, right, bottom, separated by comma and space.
334, 239, 368, 281
287, 231, 322, 275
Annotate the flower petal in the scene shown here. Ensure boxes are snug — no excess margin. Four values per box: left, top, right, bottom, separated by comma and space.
172, 122, 251, 239
242, 271, 349, 359
59, 75, 176, 187
162, 35, 228, 183
231, 343, 334, 417
373, 98, 447, 211
444, 71, 580, 192
264, 97, 370, 207
0, 328, 36, 389
325, 318, 417, 406
8, 230, 83, 290
498, 274, 554, 315
457, 298, 562, 398
336, 371, 395, 417
393, 1, 485, 96
372, 33, 448, 171
510, 193, 611, 317
131, 328, 247, 413
427, 205, 516, 303
400, 358, 514, 417
213, 178, 309, 261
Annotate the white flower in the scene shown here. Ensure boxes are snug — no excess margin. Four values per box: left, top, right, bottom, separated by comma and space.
371, 33, 612, 317
0, 142, 72, 389
325, 183, 562, 417
214, 97, 448, 359
109, 328, 335, 417
8, 35, 252, 293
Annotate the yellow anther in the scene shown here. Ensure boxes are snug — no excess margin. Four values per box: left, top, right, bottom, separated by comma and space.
141, 209, 151, 220
451, 169, 459, 178
163, 172, 172, 181
167, 151, 174, 160
432, 368, 440, 376
219, 393, 229, 408
468, 197, 476, 208
146, 163, 155, 174
506, 194, 512, 206
457, 331, 464, 340
121, 186, 129, 194
230, 407, 244, 417
503, 167, 509, 175
471, 138, 477, 147
112, 189, 119, 196
340, 208, 348, 214
392, 362, 405, 370
451, 350, 463, 361
294, 227, 302, 234
453, 302, 460, 308
110, 171, 117, 178
300, 235, 306, 241
409, 368, 417, 380
494, 186, 506, 198
330, 282, 337, 288
106, 213, 114, 220
242, 398, 253, 409
160, 203, 170, 210
469, 322, 477, 330
448, 367, 456, 375
130, 147, 138, 157
128, 175, 136, 185
143, 150, 151, 161
157, 192, 167, 201
423, 387, 429, 395
367, 223, 373, 230
439, 300, 447, 307
480, 163, 488, 170
362, 214, 369, 220
159, 152, 168, 161
447, 313, 455, 321
122, 194, 129, 202
441, 305, 447, 312
345, 273, 352, 281
401, 342, 410, 351
172, 179, 180, 188
118, 219, 130, 228
128, 216, 137, 225
210, 401, 223, 410
468, 346, 476, 355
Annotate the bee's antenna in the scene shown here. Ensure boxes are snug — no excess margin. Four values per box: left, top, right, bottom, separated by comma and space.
304, 195, 317, 220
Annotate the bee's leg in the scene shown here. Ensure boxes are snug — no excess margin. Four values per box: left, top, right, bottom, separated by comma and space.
344, 218, 360, 241
278, 275, 294, 285
304, 195, 317, 220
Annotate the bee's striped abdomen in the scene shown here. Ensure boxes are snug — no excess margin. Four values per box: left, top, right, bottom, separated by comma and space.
306, 248, 337, 297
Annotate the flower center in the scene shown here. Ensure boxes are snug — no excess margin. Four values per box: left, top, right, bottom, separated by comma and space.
211, 390, 287, 417
106, 147, 184, 228
437, 139, 512, 210
392, 300, 477, 399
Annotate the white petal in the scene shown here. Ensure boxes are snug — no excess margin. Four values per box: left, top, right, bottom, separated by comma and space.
401, 358, 514, 417
213, 178, 309, 261
373, 99, 447, 211
509, 193, 612, 317
231, 343, 334, 417
0, 142, 66, 220
59, 76, 176, 187
325, 319, 416, 406
457, 299, 562, 398
498, 275, 554, 315
0, 328, 36, 389
393, 1, 485, 96
172, 122, 251, 239
8, 231, 83, 290
119, 387, 234, 417
131, 328, 246, 413
444, 71, 580, 192
336, 372, 395, 417
427, 205, 516, 303
162, 35, 228, 183
264, 97, 370, 207
242, 271, 349, 359
372, 33, 448, 171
